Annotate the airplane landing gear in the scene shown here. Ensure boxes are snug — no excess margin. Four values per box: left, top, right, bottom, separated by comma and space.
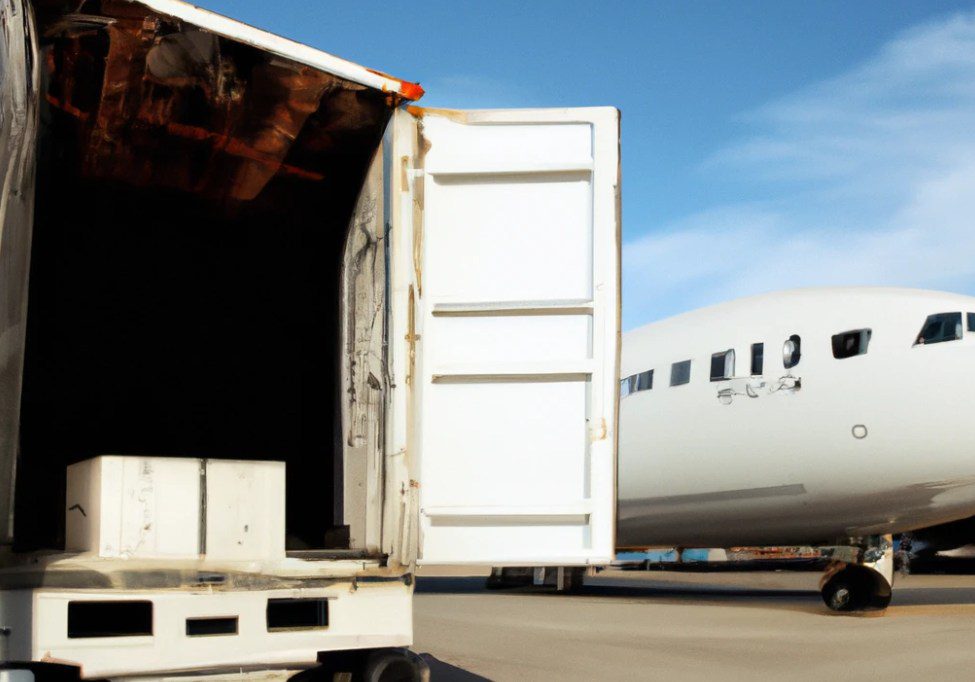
487, 566, 586, 592
819, 535, 894, 612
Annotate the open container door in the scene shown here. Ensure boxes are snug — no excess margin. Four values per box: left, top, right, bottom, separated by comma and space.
404, 107, 620, 566
0, 0, 38, 545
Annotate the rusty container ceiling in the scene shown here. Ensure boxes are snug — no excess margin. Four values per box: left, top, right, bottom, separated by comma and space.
34, 0, 423, 203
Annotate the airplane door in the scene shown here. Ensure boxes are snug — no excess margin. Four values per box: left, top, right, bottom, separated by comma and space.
403, 107, 620, 566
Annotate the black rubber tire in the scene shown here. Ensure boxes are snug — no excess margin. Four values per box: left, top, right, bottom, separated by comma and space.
821, 566, 891, 612
822, 576, 861, 612
363, 651, 425, 682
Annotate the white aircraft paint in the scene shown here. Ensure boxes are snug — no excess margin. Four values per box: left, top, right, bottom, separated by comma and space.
619, 287, 975, 548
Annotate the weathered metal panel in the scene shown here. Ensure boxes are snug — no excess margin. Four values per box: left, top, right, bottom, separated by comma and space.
341, 147, 388, 552
0, 0, 39, 544
382, 110, 424, 568
123, 0, 423, 101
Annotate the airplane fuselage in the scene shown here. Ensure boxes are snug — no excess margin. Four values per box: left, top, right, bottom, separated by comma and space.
618, 288, 975, 548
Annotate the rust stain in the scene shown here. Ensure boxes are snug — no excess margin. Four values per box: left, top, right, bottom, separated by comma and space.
163, 121, 325, 182
44, 93, 90, 120
405, 285, 419, 387
397, 80, 425, 101
365, 66, 424, 101
400, 155, 409, 191
411, 122, 427, 297
40, 1, 399, 203
591, 417, 608, 442
406, 105, 469, 124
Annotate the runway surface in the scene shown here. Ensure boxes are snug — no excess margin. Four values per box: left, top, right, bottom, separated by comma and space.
413, 569, 975, 680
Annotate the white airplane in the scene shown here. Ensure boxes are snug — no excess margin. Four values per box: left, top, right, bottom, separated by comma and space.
618, 287, 975, 611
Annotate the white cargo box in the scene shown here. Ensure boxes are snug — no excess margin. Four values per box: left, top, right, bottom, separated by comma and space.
65, 456, 285, 560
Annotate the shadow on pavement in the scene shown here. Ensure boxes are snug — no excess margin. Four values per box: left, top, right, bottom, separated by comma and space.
415, 576, 814, 601
419, 654, 492, 681
416, 577, 490, 594
415, 575, 975, 613
891, 587, 975, 606
908, 557, 975, 574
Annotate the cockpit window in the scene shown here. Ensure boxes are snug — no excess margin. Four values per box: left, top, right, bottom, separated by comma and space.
832, 329, 872, 359
710, 349, 735, 381
915, 312, 962, 345
968, 313, 975, 333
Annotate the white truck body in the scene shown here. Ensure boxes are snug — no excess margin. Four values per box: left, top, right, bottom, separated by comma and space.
0, 0, 620, 677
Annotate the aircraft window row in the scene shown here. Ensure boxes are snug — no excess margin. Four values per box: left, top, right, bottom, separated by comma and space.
620, 318, 969, 396
832, 329, 872, 359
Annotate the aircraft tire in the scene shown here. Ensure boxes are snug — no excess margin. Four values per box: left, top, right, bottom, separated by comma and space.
821, 565, 892, 612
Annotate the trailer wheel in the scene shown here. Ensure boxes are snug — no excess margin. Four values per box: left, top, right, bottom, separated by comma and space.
363, 649, 428, 682
0, 664, 88, 682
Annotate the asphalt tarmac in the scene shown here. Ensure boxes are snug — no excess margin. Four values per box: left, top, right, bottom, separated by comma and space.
413, 569, 975, 680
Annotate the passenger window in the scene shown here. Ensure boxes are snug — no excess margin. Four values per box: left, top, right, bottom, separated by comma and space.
710, 349, 735, 381
915, 312, 962, 345
620, 370, 653, 398
969, 313, 975, 333
670, 360, 691, 386
783, 335, 801, 369
832, 329, 872, 359
750, 343, 764, 376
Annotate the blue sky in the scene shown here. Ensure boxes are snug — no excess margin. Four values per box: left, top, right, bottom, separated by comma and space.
198, 0, 975, 328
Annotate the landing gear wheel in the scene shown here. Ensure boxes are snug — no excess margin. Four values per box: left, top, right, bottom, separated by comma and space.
486, 567, 533, 589
821, 565, 892, 613
821, 573, 862, 612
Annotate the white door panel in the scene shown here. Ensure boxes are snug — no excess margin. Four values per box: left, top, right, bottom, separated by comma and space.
423, 174, 594, 302
431, 314, 591, 365
406, 108, 620, 566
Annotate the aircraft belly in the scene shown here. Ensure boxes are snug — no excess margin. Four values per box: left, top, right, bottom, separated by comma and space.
617, 478, 975, 547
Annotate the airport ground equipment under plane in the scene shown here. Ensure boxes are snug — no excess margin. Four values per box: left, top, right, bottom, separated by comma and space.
0, 1, 621, 679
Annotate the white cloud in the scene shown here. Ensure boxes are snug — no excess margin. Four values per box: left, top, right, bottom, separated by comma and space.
624, 11, 975, 328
